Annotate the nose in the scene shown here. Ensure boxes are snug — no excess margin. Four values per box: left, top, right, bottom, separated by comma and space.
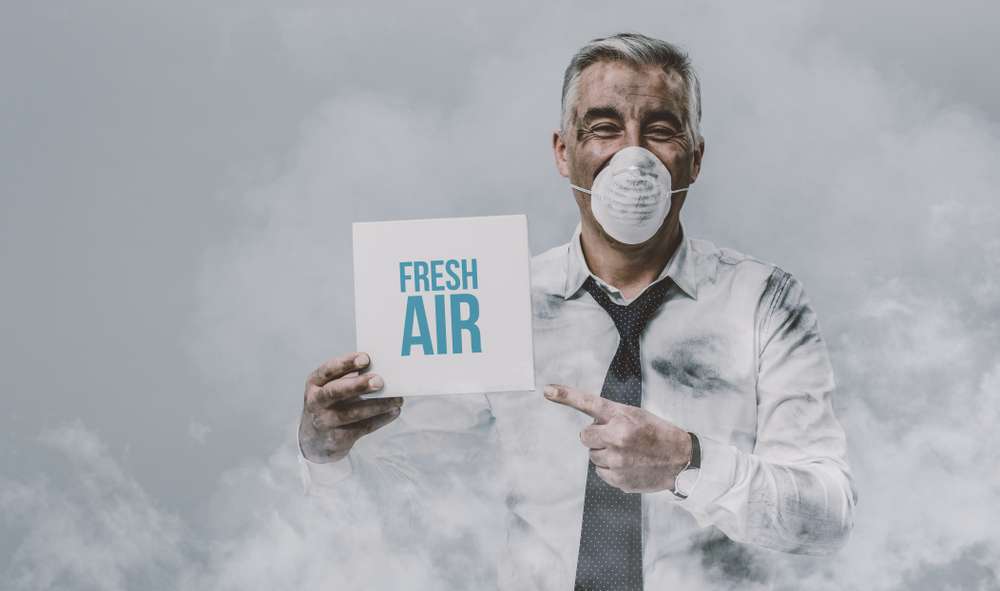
623, 123, 642, 149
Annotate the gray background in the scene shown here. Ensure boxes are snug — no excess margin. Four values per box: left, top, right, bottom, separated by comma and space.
2, 1, 998, 589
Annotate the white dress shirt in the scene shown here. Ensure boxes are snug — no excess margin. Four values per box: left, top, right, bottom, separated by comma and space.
301, 221, 857, 588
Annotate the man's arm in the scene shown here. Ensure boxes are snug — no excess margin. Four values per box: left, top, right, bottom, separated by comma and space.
673, 269, 857, 555
299, 392, 499, 501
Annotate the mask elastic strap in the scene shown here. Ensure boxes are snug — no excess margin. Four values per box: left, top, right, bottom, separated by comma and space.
569, 184, 690, 195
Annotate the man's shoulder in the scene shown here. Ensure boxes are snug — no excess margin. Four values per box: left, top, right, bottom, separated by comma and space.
689, 236, 780, 270
686, 236, 794, 294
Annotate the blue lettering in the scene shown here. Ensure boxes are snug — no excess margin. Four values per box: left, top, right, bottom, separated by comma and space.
434, 294, 448, 354
461, 258, 478, 290
430, 259, 445, 291
450, 293, 481, 354
401, 295, 434, 356
444, 259, 461, 290
413, 260, 430, 292
399, 261, 413, 293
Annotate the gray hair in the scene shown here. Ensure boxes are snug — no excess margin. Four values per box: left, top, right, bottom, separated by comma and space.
560, 32, 702, 142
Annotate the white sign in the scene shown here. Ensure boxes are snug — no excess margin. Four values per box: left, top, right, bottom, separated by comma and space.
352, 214, 535, 398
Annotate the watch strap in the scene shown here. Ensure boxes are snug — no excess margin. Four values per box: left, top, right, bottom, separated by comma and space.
688, 431, 701, 469
670, 431, 701, 499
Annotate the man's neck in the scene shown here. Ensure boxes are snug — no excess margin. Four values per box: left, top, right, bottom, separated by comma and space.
579, 218, 682, 301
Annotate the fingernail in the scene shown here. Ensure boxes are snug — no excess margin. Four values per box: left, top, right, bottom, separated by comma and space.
355, 353, 370, 367
368, 375, 384, 391
544, 385, 557, 398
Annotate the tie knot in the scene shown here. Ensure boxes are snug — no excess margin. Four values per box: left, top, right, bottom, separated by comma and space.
582, 275, 671, 340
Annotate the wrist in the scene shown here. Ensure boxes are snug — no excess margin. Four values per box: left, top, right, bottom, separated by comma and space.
670, 431, 701, 499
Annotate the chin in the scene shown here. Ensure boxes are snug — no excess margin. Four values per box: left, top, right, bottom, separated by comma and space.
607, 232, 653, 249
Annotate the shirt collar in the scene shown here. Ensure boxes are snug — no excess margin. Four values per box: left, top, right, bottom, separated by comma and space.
562, 221, 699, 301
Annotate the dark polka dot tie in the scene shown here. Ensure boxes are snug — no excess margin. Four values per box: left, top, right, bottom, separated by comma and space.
574, 275, 672, 591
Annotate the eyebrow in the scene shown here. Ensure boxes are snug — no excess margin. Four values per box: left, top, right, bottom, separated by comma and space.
580, 106, 624, 126
641, 109, 684, 129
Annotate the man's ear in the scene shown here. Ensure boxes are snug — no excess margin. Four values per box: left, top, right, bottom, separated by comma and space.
690, 136, 705, 183
552, 129, 570, 178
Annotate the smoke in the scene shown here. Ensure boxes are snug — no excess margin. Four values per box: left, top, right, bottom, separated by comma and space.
2, 420, 503, 590
3, 0, 999, 589
1, 423, 188, 590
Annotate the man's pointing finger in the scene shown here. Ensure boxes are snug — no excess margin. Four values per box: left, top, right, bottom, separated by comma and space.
544, 384, 613, 423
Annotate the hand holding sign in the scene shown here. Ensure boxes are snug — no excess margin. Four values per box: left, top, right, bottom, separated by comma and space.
299, 351, 404, 463
543, 384, 692, 493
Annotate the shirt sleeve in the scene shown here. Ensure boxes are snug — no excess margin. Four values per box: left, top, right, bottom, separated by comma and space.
298, 392, 499, 503
673, 269, 858, 555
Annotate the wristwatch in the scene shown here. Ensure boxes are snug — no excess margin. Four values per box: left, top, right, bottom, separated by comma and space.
670, 431, 701, 499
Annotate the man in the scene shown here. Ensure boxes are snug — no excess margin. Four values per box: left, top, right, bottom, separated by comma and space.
298, 33, 857, 589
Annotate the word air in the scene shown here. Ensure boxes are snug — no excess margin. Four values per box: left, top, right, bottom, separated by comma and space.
398, 258, 482, 356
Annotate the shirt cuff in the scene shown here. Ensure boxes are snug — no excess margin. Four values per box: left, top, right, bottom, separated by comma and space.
672, 434, 739, 513
299, 452, 355, 495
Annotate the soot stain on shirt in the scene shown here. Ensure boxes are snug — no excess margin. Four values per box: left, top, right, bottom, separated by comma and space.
533, 293, 564, 321
772, 294, 823, 354
782, 301, 808, 335
651, 337, 733, 397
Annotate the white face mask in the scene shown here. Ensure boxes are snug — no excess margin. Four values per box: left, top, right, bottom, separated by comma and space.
570, 146, 689, 245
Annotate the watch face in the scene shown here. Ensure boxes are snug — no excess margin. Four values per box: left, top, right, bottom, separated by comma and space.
675, 468, 700, 496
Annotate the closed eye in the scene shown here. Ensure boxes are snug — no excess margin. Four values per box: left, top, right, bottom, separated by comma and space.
591, 124, 622, 137
645, 126, 678, 140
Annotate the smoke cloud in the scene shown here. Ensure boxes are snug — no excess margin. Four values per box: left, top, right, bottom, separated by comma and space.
3, 0, 998, 588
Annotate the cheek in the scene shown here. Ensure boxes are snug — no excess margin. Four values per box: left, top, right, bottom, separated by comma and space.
663, 151, 694, 182
577, 141, 619, 170
569, 154, 600, 182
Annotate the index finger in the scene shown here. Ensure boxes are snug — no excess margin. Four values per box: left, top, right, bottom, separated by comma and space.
307, 352, 370, 387
543, 384, 613, 423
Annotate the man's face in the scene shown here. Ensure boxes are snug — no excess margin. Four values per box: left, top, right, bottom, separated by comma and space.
553, 61, 705, 237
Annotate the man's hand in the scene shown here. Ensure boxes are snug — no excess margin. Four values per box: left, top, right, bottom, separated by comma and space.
299, 352, 404, 463
543, 384, 691, 493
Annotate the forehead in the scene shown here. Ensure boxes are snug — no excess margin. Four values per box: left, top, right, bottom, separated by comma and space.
573, 60, 687, 118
